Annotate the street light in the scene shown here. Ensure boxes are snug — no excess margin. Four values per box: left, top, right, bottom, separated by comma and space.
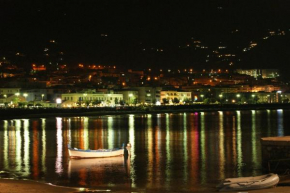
41, 94, 44, 101
236, 94, 240, 104
23, 93, 28, 101
56, 98, 62, 108
3, 94, 7, 102
200, 94, 204, 102
219, 94, 223, 104
252, 94, 256, 104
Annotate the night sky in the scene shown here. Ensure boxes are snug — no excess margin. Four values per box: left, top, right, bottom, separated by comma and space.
1, 0, 290, 71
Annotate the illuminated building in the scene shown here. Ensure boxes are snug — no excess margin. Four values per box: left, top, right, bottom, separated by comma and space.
61, 92, 123, 107
160, 90, 192, 104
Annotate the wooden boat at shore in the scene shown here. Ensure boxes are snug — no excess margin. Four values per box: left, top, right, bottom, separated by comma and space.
68, 147, 124, 158
217, 173, 279, 192
68, 143, 131, 159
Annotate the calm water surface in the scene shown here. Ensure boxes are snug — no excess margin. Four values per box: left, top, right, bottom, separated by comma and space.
0, 109, 289, 192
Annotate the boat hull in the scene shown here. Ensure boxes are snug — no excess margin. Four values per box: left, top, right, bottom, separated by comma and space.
218, 173, 279, 192
68, 148, 124, 158
68, 156, 124, 174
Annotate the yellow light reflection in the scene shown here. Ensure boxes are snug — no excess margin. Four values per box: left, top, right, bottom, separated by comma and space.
56, 117, 63, 174
236, 111, 242, 176
155, 114, 162, 186
146, 114, 153, 187
23, 119, 30, 176
41, 118, 47, 173
67, 118, 72, 179
79, 117, 84, 149
165, 113, 171, 188
8, 120, 16, 167
15, 120, 22, 171
83, 117, 89, 150
231, 113, 237, 175
108, 117, 114, 149
3, 121, 8, 169
129, 115, 136, 187
67, 118, 71, 145
183, 113, 188, 182
200, 112, 206, 183
251, 110, 258, 176
218, 111, 225, 179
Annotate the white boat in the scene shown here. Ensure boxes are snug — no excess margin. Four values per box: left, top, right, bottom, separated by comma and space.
217, 173, 279, 192
68, 143, 131, 159
68, 146, 124, 159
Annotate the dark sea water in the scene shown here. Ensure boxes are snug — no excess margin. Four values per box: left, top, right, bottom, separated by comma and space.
0, 109, 288, 192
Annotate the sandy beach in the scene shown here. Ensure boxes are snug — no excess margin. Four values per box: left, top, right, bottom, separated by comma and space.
0, 179, 77, 193
1, 179, 290, 193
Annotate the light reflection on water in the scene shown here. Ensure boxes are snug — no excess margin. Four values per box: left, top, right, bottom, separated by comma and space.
218, 111, 224, 180
0, 110, 288, 192
236, 111, 242, 176
277, 109, 284, 136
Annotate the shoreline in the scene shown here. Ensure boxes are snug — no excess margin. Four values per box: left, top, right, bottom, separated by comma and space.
0, 103, 290, 120
1, 178, 290, 193
0, 179, 77, 193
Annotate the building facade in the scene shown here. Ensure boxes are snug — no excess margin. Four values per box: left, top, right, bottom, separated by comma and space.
61, 93, 123, 107
132, 87, 162, 105
160, 90, 192, 104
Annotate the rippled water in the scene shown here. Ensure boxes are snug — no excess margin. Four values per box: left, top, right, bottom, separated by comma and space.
0, 109, 288, 192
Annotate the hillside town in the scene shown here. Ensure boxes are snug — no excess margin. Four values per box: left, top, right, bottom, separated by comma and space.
0, 58, 288, 108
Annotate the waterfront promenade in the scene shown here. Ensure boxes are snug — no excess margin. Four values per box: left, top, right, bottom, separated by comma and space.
1, 103, 290, 120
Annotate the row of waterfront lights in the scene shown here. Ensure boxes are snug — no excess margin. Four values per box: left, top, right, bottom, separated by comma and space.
5, 93, 46, 101
3, 90, 284, 106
